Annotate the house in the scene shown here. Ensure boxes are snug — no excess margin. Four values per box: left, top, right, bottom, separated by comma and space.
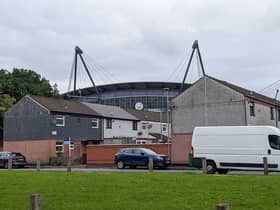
125, 109, 170, 144
82, 103, 139, 144
171, 75, 280, 164
4, 95, 102, 164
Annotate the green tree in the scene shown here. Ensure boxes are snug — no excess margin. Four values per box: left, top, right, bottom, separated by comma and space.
0, 94, 16, 141
1, 68, 59, 101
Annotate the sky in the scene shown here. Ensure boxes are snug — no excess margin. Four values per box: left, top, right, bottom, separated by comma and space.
0, 0, 280, 97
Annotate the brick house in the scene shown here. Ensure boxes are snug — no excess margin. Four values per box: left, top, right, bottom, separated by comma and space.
4, 95, 102, 164
171, 75, 280, 164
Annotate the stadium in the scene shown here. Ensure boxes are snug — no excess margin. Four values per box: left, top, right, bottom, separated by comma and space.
65, 81, 190, 111
64, 41, 205, 111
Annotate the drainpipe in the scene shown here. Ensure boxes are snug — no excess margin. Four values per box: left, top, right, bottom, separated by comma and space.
244, 98, 248, 126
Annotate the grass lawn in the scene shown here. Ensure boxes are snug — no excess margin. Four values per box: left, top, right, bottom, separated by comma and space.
0, 171, 279, 210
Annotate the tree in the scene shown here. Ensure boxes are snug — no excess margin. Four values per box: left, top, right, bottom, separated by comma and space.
0, 94, 16, 141
1, 68, 59, 101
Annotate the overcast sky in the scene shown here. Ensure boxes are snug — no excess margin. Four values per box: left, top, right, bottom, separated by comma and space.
1, 0, 280, 97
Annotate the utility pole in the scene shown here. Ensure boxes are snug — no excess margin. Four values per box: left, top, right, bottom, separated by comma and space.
164, 88, 171, 160
275, 89, 279, 127
160, 111, 163, 141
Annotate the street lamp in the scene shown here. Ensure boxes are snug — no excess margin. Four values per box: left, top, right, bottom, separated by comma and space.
275, 89, 279, 127
163, 88, 171, 160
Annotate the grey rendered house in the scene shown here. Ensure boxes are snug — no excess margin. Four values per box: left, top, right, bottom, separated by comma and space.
171, 75, 280, 164
4, 95, 102, 164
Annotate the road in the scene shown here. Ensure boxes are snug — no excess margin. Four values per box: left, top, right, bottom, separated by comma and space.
1, 166, 280, 175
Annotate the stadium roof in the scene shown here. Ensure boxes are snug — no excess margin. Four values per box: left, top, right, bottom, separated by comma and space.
64, 81, 191, 96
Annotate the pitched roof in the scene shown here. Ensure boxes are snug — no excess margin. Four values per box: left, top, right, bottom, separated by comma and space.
206, 75, 280, 106
125, 109, 168, 123
149, 133, 168, 142
29, 95, 100, 116
82, 103, 138, 121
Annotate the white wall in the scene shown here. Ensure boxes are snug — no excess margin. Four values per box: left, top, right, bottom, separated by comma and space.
137, 121, 170, 139
103, 119, 138, 139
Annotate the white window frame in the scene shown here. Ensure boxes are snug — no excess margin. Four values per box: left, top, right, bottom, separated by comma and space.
92, 119, 99, 128
56, 142, 64, 153
106, 118, 112, 129
56, 115, 65, 127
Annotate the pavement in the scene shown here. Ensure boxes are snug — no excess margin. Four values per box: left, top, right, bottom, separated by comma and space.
1, 164, 280, 175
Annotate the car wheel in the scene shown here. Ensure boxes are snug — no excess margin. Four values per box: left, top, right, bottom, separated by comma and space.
217, 169, 228, 174
116, 160, 125, 169
206, 161, 217, 174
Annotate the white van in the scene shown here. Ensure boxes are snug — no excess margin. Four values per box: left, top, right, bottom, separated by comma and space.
192, 126, 280, 174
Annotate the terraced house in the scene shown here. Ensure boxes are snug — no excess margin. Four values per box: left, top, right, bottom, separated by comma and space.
171, 75, 280, 164
4, 95, 102, 164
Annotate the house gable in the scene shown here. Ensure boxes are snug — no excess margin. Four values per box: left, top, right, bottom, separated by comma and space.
172, 76, 246, 134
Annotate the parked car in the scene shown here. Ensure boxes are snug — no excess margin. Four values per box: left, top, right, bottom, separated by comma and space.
0, 152, 26, 168
114, 148, 170, 169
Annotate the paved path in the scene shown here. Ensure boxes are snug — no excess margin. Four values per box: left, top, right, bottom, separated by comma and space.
1, 167, 280, 175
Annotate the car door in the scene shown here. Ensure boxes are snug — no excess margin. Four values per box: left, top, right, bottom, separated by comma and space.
133, 149, 148, 166
123, 148, 136, 165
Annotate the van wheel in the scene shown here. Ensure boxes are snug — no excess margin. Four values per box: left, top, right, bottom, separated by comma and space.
206, 161, 217, 174
217, 169, 228, 174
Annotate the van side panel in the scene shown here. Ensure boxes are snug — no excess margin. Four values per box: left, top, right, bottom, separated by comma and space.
192, 126, 280, 171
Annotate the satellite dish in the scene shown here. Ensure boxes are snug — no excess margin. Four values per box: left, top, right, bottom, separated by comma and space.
135, 102, 144, 110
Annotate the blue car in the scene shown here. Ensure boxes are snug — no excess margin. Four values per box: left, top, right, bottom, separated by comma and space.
114, 148, 170, 169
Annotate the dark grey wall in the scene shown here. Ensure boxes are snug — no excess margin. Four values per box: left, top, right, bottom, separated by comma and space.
4, 96, 101, 141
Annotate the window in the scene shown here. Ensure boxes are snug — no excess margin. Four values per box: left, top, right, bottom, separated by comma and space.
162, 124, 167, 132
122, 148, 133, 153
56, 142, 64, 153
92, 119, 99, 128
270, 107, 275, 120
249, 102, 255, 116
106, 119, 112, 129
132, 121, 138, 130
148, 124, 152, 129
69, 142, 74, 150
55, 115, 65, 126
268, 135, 280, 150
142, 123, 146, 130
278, 109, 280, 121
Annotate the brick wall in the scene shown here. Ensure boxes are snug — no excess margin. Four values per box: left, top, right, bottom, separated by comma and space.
4, 140, 56, 164
171, 134, 192, 164
87, 144, 168, 164
4, 139, 86, 164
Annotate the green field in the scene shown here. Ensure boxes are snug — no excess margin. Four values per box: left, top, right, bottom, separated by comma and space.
0, 171, 279, 210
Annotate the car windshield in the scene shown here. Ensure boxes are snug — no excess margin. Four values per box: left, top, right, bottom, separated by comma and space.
141, 148, 157, 155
